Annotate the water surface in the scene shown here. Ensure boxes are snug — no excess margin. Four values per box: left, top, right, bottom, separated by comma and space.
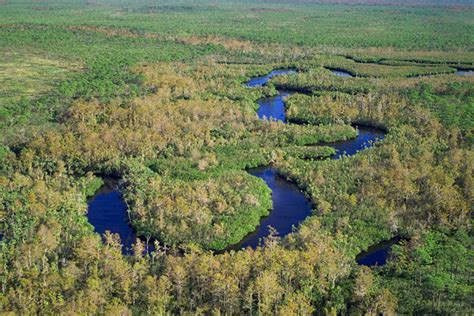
356, 237, 401, 266
241, 69, 388, 253
87, 179, 136, 252
247, 69, 296, 87
329, 126, 385, 159
86, 69, 390, 261
455, 69, 474, 76
326, 68, 354, 77
256, 91, 291, 122
230, 167, 314, 249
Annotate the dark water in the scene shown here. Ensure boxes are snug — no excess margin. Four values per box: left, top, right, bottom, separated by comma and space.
330, 126, 385, 159
87, 69, 390, 262
246, 69, 296, 87
230, 167, 314, 249
256, 91, 291, 122
242, 69, 389, 258
246, 68, 294, 122
231, 125, 386, 249
326, 68, 354, 77
356, 237, 401, 266
87, 179, 136, 252
455, 69, 473, 76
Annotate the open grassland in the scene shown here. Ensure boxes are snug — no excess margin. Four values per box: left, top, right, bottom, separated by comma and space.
0, 49, 78, 106
0, 0, 473, 50
0, 0, 472, 107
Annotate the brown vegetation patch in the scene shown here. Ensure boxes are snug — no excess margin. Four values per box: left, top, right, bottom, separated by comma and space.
250, 7, 292, 13
67, 25, 257, 52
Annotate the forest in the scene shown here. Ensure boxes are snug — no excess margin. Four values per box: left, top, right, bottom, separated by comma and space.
0, 0, 473, 314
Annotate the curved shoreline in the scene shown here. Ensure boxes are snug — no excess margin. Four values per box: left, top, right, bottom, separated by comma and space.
356, 237, 403, 267
87, 68, 395, 262
231, 69, 388, 251
324, 67, 355, 77
86, 178, 137, 253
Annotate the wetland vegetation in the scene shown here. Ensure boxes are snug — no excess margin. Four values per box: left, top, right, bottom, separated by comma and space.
0, 0, 473, 314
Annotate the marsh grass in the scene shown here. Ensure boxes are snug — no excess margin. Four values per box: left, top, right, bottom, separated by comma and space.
0, 49, 79, 106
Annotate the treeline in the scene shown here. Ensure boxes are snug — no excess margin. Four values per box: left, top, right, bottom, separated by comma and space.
0, 161, 392, 314
123, 164, 273, 250
323, 60, 456, 78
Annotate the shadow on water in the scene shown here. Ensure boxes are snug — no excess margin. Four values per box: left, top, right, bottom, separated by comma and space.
87, 178, 136, 253
227, 167, 314, 250
356, 237, 402, 266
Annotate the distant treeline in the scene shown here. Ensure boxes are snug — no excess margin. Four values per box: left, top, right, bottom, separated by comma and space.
237, 0, 474, 6
95, 0, 474, 7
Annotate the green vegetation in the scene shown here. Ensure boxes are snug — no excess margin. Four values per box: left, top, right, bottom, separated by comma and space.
124, 165, 273, 250
0, 49, 77, 107
380, 229, 473, 314
321, 56, 458, 78
1, 0, 472, 50
0, 0, 472, 314
404, 81, 474, 142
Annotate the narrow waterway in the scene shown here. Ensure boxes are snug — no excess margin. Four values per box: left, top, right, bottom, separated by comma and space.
87, 68, 392, 262
325, 67, 354, 77
238, 69, 388, 256
229, 167, 315, 249
329, 126, 385, 159
255, 90, 291, 122
247, 69, 296, 87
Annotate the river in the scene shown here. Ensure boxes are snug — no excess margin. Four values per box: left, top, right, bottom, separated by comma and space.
87, 68, 393, 264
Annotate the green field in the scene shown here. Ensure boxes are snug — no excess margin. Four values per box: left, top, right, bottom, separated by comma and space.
0, 1, 473, 314
0, 49, 78, 106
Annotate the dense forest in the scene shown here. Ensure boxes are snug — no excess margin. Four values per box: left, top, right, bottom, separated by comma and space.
0, 0, 473, 314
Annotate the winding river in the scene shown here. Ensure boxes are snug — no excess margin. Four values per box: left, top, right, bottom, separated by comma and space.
241, 69, 387, 255
87, 68, 392, 264
228, 166, 315, 250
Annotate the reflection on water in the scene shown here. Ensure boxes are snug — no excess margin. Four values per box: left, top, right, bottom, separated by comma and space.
247, 69, 296, 87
